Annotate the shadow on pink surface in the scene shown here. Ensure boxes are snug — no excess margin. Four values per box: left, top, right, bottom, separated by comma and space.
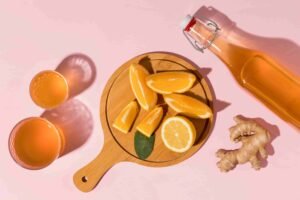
56, 53, 97, 98
236, 114, 280, 168
195, 6, 300, 77
41, 98, 93, 157
41, 53, 96, 156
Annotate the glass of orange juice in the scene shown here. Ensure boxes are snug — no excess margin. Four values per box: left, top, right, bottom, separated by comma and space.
30, 70, 69, 109
9, 117, 65, 169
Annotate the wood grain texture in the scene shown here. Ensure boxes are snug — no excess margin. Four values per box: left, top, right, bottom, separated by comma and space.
73, 52, 215, 192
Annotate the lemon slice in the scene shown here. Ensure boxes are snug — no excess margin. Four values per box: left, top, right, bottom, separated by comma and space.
164, 93, 212, 119
136, 106, 163, 137
113, 100, 139, 133
161, 116, 196, 153
129, 63, 157, 110
146, 71, 196, 94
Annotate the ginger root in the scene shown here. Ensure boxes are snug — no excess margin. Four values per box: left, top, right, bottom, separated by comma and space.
216, 116, 271, 172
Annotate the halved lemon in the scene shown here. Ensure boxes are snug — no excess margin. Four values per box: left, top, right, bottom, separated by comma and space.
129, 63, 157, 110
113, 100, 139, 133
161, 116, 196, 153
146, 71, 196, 94
136, 106, 163, 137
164, 93, 212, 119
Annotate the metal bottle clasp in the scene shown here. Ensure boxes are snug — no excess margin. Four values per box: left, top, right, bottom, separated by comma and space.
183, 17, 220, 53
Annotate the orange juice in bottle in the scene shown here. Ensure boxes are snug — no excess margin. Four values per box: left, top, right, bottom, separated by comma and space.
181, 15, 300, 128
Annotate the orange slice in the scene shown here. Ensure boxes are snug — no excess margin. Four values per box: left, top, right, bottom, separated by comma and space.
164, 93, 212, 119
113, 100, 139, 133
161, 116, 196, 153
136, 106, 163, 137
129, 63, 157, 110
146, 71, 196, 94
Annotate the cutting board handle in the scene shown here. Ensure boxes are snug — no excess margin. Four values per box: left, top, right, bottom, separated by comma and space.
73, 139, 127, 192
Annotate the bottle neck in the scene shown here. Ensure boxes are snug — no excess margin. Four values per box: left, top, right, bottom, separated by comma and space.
187, 20, 251, 76
226, 26, 259, 47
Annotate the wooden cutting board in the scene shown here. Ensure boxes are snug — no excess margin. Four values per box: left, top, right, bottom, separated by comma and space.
73, 52, 215, 192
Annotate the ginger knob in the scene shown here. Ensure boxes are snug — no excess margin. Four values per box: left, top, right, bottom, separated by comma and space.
216, 116, 271, 172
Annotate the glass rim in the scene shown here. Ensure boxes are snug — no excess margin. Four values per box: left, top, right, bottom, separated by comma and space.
29, 70, 69, 109
8, 117, 63, 170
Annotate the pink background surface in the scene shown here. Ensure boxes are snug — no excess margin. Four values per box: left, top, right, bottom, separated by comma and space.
1, 0, 300, 199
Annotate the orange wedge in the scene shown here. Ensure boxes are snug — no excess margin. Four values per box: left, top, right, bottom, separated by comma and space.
164, 93, 212, 119
146, 71, 196, 94
129, 63, 157, 110
161, 116, 196, 153
136, 106, 163, 137
113, 100, 139, 133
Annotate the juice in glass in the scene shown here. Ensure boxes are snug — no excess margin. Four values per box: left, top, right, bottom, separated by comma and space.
9, 117, 65, 169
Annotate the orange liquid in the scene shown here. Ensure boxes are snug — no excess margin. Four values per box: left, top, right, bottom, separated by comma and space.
30, 70, 69, 109
9, 117, 64, 169
189, 20, 300, 127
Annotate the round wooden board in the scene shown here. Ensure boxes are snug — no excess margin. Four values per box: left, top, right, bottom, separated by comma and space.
73, 52, 215, 192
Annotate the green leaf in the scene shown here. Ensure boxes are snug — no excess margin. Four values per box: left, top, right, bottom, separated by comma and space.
134, 131, 155, 160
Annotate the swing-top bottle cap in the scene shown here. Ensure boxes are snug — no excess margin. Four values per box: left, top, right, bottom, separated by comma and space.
181, 14, 220, 52
180, 15, 193, 31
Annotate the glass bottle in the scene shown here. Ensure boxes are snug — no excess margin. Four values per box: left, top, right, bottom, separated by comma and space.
181, 15, 300, 128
